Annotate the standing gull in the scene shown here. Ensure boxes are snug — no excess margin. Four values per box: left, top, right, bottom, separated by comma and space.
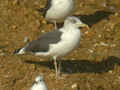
14, 16, 88, 77
30, 75, 49, 90
37, 0, 75, 29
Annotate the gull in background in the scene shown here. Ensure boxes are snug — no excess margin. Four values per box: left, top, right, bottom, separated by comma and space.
37, 0, 75, 29
30, 75, 49, 90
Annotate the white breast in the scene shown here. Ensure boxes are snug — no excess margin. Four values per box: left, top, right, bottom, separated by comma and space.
46, 0, 74, 21
49, 28, 81, 57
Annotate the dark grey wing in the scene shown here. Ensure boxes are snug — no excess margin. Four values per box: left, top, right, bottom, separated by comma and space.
24, 30, 62, 53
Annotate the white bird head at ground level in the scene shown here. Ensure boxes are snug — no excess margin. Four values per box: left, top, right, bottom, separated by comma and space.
30, 75, 49, 90
14, 16, 89, 77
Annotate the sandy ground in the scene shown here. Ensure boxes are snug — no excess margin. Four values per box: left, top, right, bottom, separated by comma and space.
0, 0, 120, 90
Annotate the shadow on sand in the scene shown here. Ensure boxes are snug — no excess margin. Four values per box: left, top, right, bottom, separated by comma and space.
25, 56, 120, 74
56, 10, 114, 28
75, 10, 114, 27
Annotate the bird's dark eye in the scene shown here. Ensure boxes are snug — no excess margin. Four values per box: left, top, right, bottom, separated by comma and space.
78, 27, 83, 29
71, 19, 76, 23
39, 79, 44, 82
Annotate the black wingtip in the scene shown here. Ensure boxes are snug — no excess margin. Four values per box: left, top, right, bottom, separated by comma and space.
13, 48, 21, 54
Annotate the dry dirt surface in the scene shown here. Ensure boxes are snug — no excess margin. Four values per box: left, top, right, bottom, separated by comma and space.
0, 0, 120, 90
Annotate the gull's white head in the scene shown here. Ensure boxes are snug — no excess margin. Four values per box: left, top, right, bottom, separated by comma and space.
35, 75, 44, 83
64, 16, 88, 29
30, 75, 48, 90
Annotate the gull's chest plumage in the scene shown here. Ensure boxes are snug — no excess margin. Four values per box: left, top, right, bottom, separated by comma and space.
49, 29, 81, 57
46, 0, 74, 21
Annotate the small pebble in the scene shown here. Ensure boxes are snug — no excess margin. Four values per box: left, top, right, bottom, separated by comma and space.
110, 44, 116, 47
117, 76, 120, 80
36, 20, 41, 28
102, 2, 107, 7
84, 31, 89, 34
98, 34, 102, 38
94, 43, 99, 47
88, 49, 94, 53
0, 53, 5, 56
71, 58, 75, 60
12, 25, 17, 30
108, 70, 113, 74
42, 19, 47, 24
24, 37, 29, 43
71, 83, 77, 88
40, 5, 45, 9
100, 42, 109, 46
13, 0, 20, 5
41, 30, 45, 33
115, 12, 119, 16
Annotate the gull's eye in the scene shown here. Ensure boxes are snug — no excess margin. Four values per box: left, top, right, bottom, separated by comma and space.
71, 19, 76, 23
39, 80, 42, 82
78, 27, 83, 29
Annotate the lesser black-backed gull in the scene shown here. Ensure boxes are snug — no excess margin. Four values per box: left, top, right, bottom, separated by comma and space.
37, 0, 75, 29
14, 16, 88, 77
30, 75, 49, 90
